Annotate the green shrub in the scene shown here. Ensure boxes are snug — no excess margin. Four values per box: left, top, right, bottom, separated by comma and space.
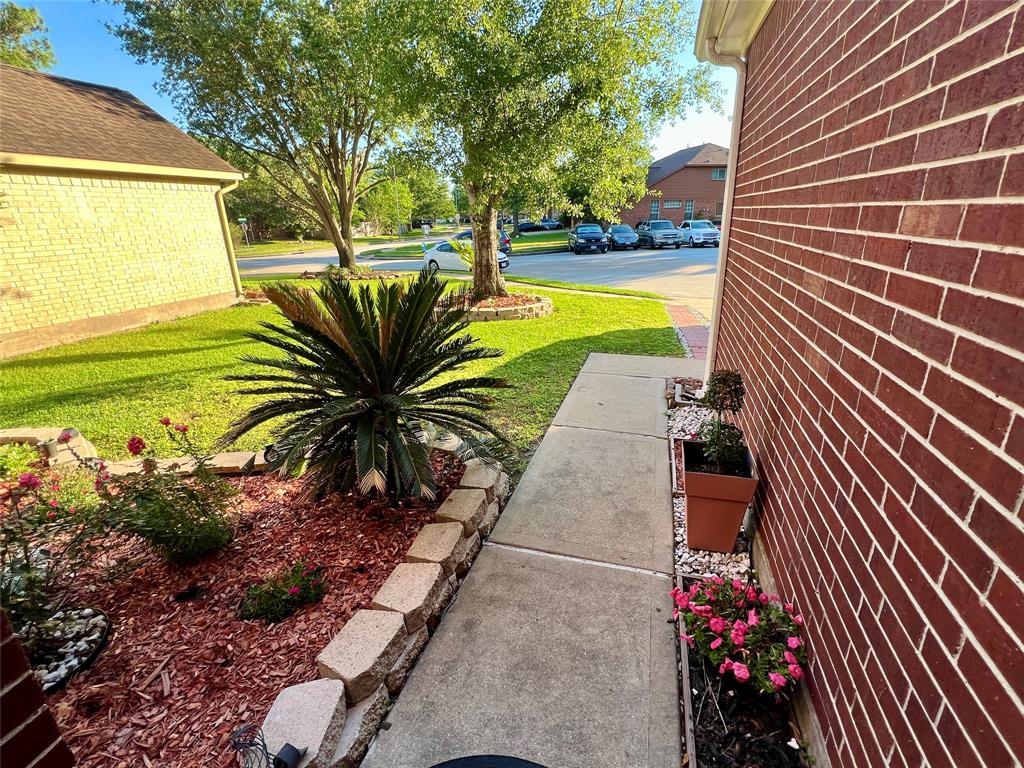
0, 444, 40, 482
239, 562, 325, 622
697, 370, 748, 473
223, 268, 509, 501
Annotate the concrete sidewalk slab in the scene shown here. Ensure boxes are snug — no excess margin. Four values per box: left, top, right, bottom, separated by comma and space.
489, 426, 674, 573
360, 545, 680, 768
581, 352, 704, 379
551, 372, 668, 438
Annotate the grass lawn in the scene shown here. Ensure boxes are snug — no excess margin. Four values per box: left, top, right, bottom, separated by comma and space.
234, 239, 336, 258
359, 242, 426, 258
1, 288, 680, 469
504, 276, 666, 300
510, 230, 569, 254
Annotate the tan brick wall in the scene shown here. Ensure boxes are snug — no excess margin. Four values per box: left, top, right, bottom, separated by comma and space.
0, 169, 236, 347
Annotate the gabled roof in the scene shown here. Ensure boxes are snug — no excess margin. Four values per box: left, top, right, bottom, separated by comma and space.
0, 65, 241, 181
647, 143, 729, 186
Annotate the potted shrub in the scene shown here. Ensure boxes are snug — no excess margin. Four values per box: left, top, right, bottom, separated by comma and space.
682, 370, 756, 552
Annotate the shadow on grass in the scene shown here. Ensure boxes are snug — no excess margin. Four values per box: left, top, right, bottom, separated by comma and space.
2, 339, 253, 371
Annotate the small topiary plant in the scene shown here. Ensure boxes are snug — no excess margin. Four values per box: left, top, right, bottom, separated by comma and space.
239, 562, 325, 623
696, 370, 748, 474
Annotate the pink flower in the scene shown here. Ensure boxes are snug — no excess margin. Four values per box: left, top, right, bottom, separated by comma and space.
46, 511, 57, 520
709, 617, 727, 634
733, 619, 747, 632
746, 586, 757, 601
784, 651, 798, 664
672, 607, 679, 620
732, 662, 750, 682
747, 608, 760, 627
719, 658, 733, 674
787, 636, 802, 649
710, 575, 724, 585
769, 672, 788, 690
672, 591, 690, 610
730, 628, 746, 647
691, 604, 713, 618
788, 664, 804, 680
793, 614, 805, 626
288, 586, 301, 595
159, 417, 172, 426
58, 430, 74, 443
759, 592, 770, 604
681, 633, 695, 648
127, 435, 146, 456
48, 499, 58, 508
17, 472, 40, 489
174, 424, 189, 433
732, 578, 744, 590
710, 637, 723, 649
784, 602, 795, 613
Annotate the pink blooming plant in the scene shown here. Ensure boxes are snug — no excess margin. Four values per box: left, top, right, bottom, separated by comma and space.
671, 578, 808, 696
127, 436, 147, 456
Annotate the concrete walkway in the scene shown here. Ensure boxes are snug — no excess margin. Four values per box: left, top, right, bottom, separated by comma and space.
362, 353, 704, 768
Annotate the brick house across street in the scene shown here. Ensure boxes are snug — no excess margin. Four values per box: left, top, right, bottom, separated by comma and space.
617, 142, 728, 225
696, 0, 1024, 766
0, 64, 244, 358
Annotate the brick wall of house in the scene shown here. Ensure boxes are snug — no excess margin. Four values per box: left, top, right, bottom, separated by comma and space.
0, 169, 237, 357
713, 1, 1024, 766
0, 612, 75, 767
618, 165, 727, 225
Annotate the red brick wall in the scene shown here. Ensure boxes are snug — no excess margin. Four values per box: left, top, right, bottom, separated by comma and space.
0, 613, 75, 767
713, 1, 1024, 766
617, 165, 726, 224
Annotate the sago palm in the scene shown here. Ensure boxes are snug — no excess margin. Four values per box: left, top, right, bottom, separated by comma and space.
223, 269, 509, 500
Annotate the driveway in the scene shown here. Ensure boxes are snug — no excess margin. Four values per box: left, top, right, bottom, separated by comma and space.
239, 243, 720, 317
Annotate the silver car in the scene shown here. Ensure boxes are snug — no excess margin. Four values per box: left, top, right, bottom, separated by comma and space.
679, 219, 721, 247
636, 219, 683, 249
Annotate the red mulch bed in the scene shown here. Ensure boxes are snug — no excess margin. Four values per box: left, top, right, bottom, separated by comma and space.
50, 452, 464, 768
472, 294, 541, 309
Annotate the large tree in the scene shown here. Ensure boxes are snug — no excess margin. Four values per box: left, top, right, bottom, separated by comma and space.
114, 0, 412, 268
0, 1, 54, 70
403, 0, 719, 298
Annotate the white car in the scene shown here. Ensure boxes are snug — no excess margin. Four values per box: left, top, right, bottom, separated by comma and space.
421, 240, 510, 273
679, 219, 721, 247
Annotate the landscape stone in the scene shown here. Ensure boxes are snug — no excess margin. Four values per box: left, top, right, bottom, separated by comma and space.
435, 488, 488, 535
371, 563, 446, 632
452, 530, 482, 577
207, 451, 256, 474
477, 499, 500, 538
105, 459, 145, 476
384, 626, 429, 694
253, 449, 270, 472
425, 574, 456, 632
261, 678, 347, 768
317, 610, 408, 704
0, 427, 71, 446
329, 684, 390, 768
459, 458, 509, 502
429, 433, 461, 453
405, 522, 463, 575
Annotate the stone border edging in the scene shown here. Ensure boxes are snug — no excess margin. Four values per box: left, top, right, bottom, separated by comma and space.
466, 295, 553, 322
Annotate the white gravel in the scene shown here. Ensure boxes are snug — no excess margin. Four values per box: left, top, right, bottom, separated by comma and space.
668, 404, 710, 439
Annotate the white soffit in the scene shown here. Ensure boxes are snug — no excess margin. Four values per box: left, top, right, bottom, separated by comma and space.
694, 0, 776, 60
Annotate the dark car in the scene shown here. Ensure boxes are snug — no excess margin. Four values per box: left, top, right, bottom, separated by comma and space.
607, 223, 639, 251
455, 228, 512, 255
636, 219, 682, 249
539, 218, 564, 230
516, 220, 543, 233
568, 223, 608, 254
410, 217, 436, 228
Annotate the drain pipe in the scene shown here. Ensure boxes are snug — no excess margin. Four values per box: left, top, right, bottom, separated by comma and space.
702, 38, 747, 381
215, 180, 244, 299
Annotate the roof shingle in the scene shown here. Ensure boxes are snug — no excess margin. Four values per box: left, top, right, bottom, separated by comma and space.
647, 142, 728, 186
0, 65, 239, 177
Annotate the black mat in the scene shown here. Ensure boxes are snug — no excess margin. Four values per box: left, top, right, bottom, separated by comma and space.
430, 758, 548, 768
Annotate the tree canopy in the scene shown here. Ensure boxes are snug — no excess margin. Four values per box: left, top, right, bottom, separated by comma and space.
0, 1, 55, 70
115, 0, 415, 267
401, 0, 720, 297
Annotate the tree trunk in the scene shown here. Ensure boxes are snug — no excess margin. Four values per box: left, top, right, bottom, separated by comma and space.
324, 214, 356, 268
467, 185, 507, 299
512, 209, 521, 236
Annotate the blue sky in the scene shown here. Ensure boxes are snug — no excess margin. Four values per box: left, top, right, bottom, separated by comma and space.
33, 0, 736, 159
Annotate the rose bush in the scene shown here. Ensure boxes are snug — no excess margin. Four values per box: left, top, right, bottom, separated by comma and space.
672, 577, 807, 695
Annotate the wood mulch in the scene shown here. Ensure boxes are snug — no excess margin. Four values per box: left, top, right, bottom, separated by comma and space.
49, 452, 464, 768
472, 294, 541, 309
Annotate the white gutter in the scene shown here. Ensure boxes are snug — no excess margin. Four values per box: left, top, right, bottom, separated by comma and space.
702, 39, 746, 380
215, 180, 244, 298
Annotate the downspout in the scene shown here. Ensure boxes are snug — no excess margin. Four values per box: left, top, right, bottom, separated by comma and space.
215, 180, 244, 299
702, 38, 746, 381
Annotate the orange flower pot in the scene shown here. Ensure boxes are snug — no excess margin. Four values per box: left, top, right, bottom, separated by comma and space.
680, 439, 756, 553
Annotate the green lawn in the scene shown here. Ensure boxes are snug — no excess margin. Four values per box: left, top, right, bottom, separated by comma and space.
359, 242, 426, 258
510, 230, 569, 254
504, 276, 665, 300
235, 239, 336, 258
0, 289, 680, 469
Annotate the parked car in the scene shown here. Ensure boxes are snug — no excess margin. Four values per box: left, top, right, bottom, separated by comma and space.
606, 223, 639, 251
516, 220, 543, 233
422, 240, 510, 273
568, 223, 608, 254
454, 228, 512, 255
539, 218, 564, 230
410, 217, 436, 228
636, 219, 683, 248
679, 219, 721, 247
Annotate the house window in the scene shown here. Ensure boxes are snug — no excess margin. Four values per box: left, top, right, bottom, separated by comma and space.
711, 168, 726, 180
649, 200, 660, 218
716, 201, 724, 215
684, 200, 694, 218
664, 200, 682, 209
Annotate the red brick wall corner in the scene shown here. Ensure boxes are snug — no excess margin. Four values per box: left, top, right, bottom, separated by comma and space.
713, 1, 1024, 766
1, 612, 76, 768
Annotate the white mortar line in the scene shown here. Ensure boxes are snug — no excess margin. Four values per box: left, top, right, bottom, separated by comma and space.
483, 541, 673, 579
